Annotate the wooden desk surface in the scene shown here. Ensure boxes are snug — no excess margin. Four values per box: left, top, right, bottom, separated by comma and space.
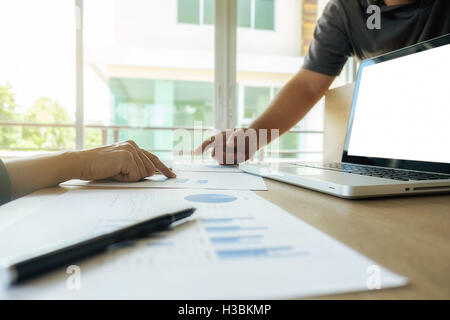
255, 178, 450, 299
1, 180, 449, 299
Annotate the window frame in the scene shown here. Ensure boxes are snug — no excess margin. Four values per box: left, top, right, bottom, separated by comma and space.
214, 0, 237, 131
0, 0, 354, 160
238, 84, 280, 126
75, 0, 84, 149
175, 0, 277, 30
73, 0, 348, 158
176, 0, 215, 26
238, 0, 277, 32
74, 0, 236, 147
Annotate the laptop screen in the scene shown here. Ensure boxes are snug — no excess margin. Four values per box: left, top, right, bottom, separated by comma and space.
343, 35, 450, 174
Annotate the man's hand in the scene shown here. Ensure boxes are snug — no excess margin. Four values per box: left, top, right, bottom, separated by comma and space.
194, 128, 259, 165
194, 69, 334, 165
76, 140, 176, 182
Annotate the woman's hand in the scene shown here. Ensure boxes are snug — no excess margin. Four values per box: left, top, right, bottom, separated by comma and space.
75, 140, 176, 182
4, 140, 175, 200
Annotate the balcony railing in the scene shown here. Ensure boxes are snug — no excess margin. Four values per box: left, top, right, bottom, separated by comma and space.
0, 122, 324, 156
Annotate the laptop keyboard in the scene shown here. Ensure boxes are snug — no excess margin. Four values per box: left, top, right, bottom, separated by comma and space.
289, 162, 450, 182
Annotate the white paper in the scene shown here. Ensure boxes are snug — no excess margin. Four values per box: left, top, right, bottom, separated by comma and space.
61, 171, 267, 191
0, 189, 407, 299
171, 163, 242, 173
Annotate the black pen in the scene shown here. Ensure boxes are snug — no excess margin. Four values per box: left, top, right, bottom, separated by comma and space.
0, 207, 196, 286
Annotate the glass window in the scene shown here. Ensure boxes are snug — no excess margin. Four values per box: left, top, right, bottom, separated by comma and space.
178, 0, 200, 24
239, 85, 323, 160
174, 81, 214, 126
238, 0, 275, 31
108, 78, 213, 158
237, 0, 324, 161
84, 0, 215, 160
238, 0, 252, 28
243, 87, 271, 120
255, 0, 275, 30
0, 0, 76, 154
177, 0, 215, 25
1, 0, 328, 162
203, 0, 215, 25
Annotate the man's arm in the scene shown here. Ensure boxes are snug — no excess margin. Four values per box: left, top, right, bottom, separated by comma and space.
195, 69, 335, 164
250, 68, 334, 141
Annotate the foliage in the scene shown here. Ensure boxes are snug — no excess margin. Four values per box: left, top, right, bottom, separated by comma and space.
21, 97, 75, 149
0, 84, 103, 150
84, 127, 102, 149
0, 84, 21, 147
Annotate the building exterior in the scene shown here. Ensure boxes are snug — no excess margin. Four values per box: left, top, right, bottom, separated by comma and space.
84, 0, 328, 160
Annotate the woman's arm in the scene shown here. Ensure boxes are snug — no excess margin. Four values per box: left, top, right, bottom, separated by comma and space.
3, 140, 175, 200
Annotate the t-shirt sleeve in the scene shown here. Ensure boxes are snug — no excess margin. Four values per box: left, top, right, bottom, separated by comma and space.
0, 159, 12, 205
303, 0, 353, 76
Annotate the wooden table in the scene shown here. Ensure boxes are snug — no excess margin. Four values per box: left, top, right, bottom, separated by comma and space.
255, 178, 450, 299
1, 179, 449, 299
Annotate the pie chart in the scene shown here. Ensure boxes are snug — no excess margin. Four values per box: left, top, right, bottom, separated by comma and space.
184, 194, 238, 203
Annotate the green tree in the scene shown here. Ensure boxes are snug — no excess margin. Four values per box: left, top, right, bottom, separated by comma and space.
21, 97, 75, 149
85, 126, 102, 149
0, 84, 21, 148
2, 84, 105, 151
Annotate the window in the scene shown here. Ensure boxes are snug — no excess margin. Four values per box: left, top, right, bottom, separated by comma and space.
203, 0, 215, 24
236, 0, 325, 161
178, 0, 275, 31
238, 0, 275, 31
238, 84, 324, 161
254, 0, 275, 30
1, 0, 338, 162
239, 86, 277, 124
0, 0, 76, 154
109, 78, 213, 158
238, 0, 252, 28
84, 0, 215, 160
178, 0, 215, 25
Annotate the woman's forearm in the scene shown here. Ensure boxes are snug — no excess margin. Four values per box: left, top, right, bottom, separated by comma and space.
2, 141, 175, 201
4, 151, 79, 199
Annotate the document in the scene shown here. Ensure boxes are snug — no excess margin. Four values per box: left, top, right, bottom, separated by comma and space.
0, 189, 407, 299
61, 171, 267, 191
171, 162, 242, 173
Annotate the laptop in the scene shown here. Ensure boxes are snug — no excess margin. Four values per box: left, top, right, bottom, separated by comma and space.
240, 34, 450, 199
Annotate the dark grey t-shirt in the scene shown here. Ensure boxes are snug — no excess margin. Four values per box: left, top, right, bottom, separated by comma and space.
303, 0, 450, 76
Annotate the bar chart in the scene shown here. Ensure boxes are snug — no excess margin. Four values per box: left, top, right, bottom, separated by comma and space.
84, 189, 311, 267
185, 193, 238, 203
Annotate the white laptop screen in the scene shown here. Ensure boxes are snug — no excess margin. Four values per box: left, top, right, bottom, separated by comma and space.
346, 43, 450, 165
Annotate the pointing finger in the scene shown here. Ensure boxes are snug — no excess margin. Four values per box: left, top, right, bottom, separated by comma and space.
142, 150, 176, 178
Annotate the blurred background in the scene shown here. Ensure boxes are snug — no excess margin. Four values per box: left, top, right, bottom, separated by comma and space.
0, 0, 353, 162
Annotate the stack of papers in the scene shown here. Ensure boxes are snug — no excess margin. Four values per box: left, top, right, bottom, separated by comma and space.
62, 163, 266, 191
171, 163, 242, 173
0, 163, 407, 299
